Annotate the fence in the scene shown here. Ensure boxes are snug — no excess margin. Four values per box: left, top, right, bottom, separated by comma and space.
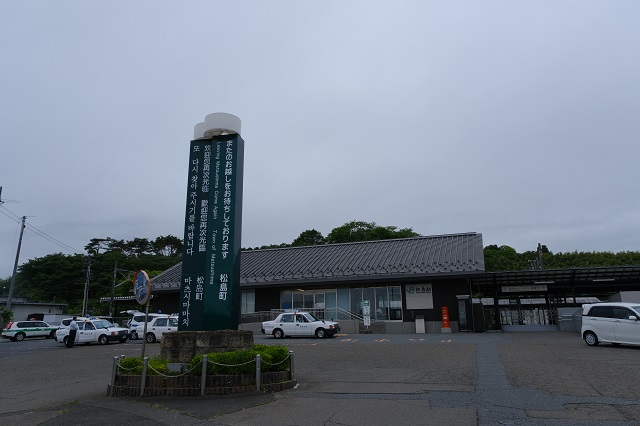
108, 351, 296, 397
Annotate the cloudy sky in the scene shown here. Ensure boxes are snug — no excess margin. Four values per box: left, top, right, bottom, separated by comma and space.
1, 1, 639, 278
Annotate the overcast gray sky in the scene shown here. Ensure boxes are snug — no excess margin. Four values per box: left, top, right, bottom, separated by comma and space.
1, 1, 639, 278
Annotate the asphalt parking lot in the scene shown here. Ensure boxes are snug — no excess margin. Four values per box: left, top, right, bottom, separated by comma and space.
1, 331, 640, 425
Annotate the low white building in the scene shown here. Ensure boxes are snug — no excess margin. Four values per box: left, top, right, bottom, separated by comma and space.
0, 297, 66, 325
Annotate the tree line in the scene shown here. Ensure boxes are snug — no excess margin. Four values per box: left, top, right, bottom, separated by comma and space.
2, 221, 638, 315
484, 244, 640, 271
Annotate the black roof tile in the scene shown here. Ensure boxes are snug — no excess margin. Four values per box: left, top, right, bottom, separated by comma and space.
150, 232, 485, 292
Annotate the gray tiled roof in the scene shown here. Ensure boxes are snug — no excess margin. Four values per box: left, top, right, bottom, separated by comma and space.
150, 232, 484, 291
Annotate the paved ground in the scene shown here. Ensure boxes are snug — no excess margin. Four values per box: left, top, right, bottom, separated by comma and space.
1, 331, 640, 425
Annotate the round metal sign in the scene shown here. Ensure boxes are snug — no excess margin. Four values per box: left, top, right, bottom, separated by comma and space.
133, 270, 151, 306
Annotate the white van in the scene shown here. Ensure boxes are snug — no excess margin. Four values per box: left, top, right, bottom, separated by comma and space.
581, 302, 640, 347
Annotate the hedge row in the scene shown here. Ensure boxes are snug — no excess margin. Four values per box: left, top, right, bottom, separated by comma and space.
118, 344, 290, 376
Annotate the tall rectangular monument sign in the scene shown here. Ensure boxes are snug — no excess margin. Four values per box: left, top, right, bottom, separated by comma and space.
179, 133, 244, 330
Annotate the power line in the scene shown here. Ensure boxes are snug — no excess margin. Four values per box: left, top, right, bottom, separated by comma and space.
0, 206, 21, 223
0, 205, 82, 254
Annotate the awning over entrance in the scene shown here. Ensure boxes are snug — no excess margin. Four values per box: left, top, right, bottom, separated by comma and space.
470, 266, 640, 298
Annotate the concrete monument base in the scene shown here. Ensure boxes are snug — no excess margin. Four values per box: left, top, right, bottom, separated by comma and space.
160, 330, 254, 363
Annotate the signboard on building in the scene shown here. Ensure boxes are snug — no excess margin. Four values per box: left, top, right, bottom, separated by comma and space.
405, 284, 434, 310
179, 134, 244, 331
501, 284, 548, 293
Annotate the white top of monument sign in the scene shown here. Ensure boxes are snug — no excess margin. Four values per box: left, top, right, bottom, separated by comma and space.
194, 113, 241, 139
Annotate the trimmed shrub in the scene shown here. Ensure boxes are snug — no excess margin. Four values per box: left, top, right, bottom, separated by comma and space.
189, 345, 290, 375
255, 345, 290, 372
117, 356, 173, 376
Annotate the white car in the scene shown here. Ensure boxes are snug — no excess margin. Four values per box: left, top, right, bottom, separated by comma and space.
1, 320, 57, 341
123, 310, 166, 340
55, 317, 130, 346
262, 311, 340, 339
581, 302, 640, 347
137, 315, 179, 343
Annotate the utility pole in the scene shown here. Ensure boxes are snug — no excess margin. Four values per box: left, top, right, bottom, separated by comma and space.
537, 243, 544, 270
7, 216, 26, 310
109, 261, 118, 317
82, 255, 91, 316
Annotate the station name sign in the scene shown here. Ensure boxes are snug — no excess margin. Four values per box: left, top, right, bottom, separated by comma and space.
501, 284, 548, 293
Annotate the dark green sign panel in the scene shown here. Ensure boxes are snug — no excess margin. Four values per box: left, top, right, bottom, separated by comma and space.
179, 135, 244, 331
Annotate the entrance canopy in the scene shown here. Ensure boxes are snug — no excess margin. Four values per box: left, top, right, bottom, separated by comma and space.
470, 266, 640, 298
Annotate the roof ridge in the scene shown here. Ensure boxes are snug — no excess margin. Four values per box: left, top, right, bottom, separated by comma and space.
243, 232, 480, 252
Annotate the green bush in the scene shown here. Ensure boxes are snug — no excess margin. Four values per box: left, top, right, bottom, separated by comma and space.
117, 356, 173, 376
189, 345, 290, 375
0, 307, 13, 325
191, 350, 258, 375
255, 344, 290, 372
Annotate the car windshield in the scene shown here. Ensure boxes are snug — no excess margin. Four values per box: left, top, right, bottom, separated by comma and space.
304, 313, 320, 322
632, 306, 640, 315
93, 320, 112, 329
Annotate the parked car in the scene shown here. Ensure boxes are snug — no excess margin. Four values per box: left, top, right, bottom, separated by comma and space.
581, 302, 640, 347
55, 317, 130, 346
122, 310, 166, 340
1, 320, 58, 341
262, 311, 340, 338
136, 315, 178, 343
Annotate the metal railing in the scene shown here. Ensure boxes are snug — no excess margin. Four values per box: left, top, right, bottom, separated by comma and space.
110, 350, 294, 397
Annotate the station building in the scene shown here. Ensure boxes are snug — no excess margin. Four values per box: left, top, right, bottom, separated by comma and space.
147, 232, 640, 333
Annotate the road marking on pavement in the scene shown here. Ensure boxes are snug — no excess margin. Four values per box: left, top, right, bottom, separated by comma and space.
374, 339, 389, 342
440, 339, 453, 343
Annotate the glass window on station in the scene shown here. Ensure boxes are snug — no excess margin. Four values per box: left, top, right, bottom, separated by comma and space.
241, 290, 255, 314
280, 286, 403, 321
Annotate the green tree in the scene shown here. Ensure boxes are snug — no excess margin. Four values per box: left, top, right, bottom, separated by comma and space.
15, 253, 88, 306
152, 235, 183, 257
125, 238, 152, 257
291, 229, 326, 247
483, 245, 528, 271
326, 220, 419, 244
84, 238, 110, 255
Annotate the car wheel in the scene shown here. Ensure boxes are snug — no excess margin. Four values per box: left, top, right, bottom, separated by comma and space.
273, 329, 284, 339
98, 334, 109, 345
315, 328, 326, 338
130, 332, 138, 340
15, 332, 26, 342
146, 333, 156, 343
48, 331, 56, 339
63, 336, 69, 345
584, 331, 599, 346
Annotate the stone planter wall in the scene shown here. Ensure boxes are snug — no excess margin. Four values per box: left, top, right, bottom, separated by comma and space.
160, 330, 254, 363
